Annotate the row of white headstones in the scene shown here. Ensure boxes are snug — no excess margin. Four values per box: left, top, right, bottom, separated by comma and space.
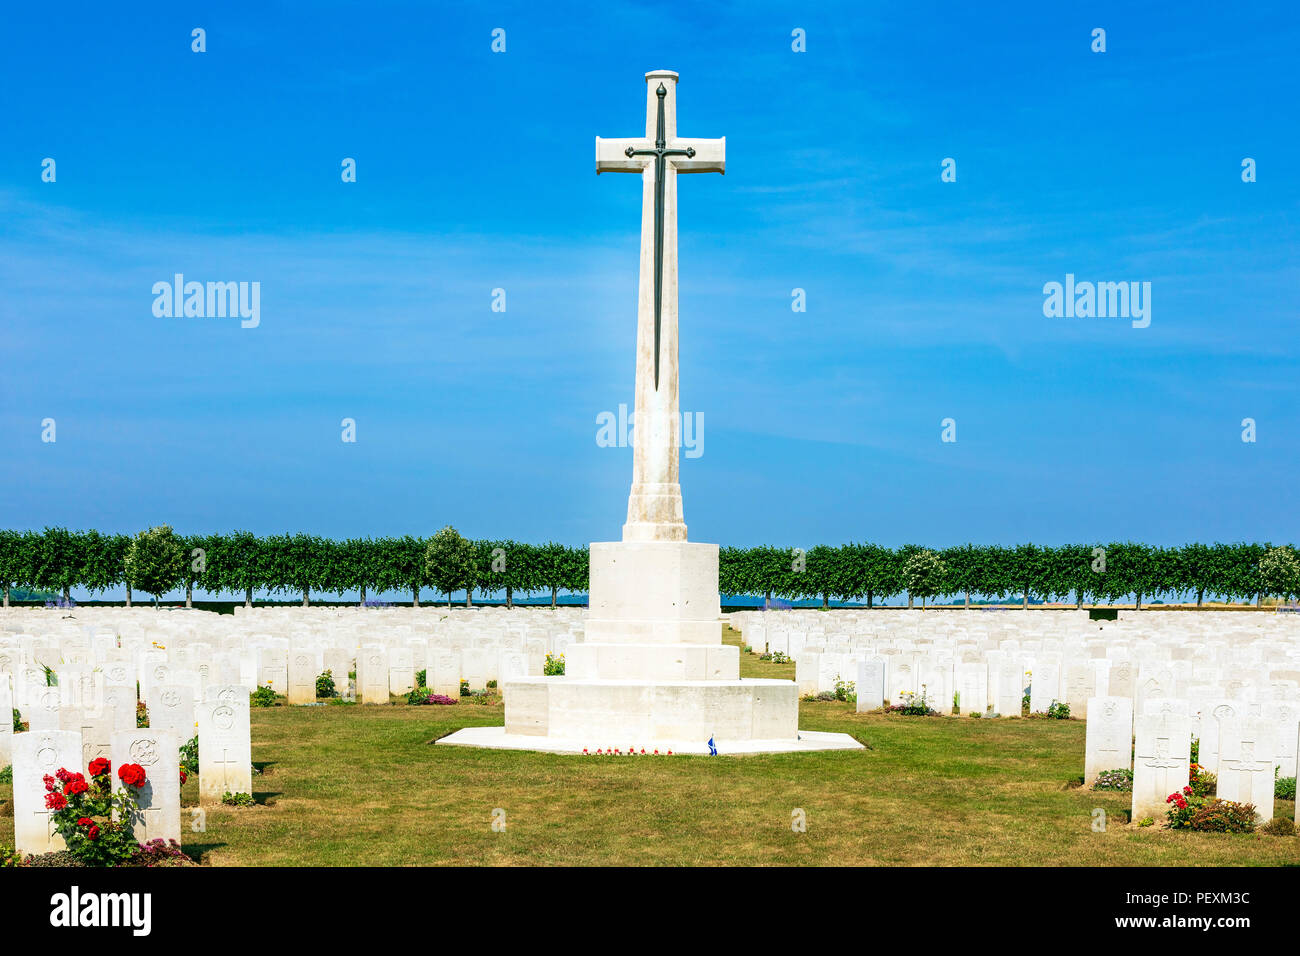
0, 679, 252, 858
1, 606, 584, 709
1084, 697, 1291, 825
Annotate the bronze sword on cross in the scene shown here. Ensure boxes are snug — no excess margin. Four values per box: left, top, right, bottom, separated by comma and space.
595, 74, 725, 393
624, 84, 694, 390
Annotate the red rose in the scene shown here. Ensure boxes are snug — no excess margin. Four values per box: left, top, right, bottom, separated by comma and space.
117, 763, 147, 788
45, 792, 67, 810
55, 768, 72, 783
76, 817, 93, 827
64, 777, 89, 797
86, 825, 100, 841
42, 774, 56, 792
88, 758, 110, 777
179, 769, 188, 785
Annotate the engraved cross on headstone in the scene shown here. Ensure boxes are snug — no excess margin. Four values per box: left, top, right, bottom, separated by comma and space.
213, 747, 241, 788
1220, 740, 1272, 793
1138, 736, 1182, 769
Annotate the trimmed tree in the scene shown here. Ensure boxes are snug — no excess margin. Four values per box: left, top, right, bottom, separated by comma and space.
0, 530, 37, 607
425, 526, 476, 608
1259, 546, 1300, 604
32, 527, 89, 606
124, 526, 186, 607
903, 548, 946, 610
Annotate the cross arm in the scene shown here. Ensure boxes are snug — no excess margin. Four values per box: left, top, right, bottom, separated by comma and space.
596, 137, 646, 174
673, 137, 725, 174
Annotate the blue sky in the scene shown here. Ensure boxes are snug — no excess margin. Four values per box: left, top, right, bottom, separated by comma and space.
2, 0, 1297, 574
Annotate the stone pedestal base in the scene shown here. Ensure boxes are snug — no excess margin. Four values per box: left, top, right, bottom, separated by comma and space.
437, 724, 864, 756
585, 540, 721, 645
565, 642, 739, 681
438, 538, 863, 757
500, 676, 797, 742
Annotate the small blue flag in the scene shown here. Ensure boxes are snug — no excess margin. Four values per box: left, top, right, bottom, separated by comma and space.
707, 736, 718, 756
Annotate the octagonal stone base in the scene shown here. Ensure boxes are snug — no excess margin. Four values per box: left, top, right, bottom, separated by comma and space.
436, 725, 864, 756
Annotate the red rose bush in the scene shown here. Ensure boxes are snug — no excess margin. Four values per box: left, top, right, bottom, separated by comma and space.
42, 759, 150, 866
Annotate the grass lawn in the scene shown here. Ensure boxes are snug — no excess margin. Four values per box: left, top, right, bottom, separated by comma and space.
2, 630, 1297, 865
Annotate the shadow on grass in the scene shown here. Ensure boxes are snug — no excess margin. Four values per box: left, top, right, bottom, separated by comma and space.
182, 842, 227, 864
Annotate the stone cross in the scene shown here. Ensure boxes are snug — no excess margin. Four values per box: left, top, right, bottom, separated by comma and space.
596, 70, 725, 543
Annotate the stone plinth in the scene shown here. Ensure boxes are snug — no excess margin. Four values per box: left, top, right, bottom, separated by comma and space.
497, 677, 797, 742
585, 540, 722, 644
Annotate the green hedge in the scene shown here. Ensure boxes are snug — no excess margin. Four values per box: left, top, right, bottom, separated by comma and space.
0, 530, 1296, 608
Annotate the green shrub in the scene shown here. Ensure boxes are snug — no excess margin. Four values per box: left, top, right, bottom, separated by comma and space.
1190, 762, 1216, 798
1028, 700, 1071, 719
179, 736, 199, 776
544, 653, 565, 676
222, 791, 255, 807
886, 690, 939, 716
1261, 816, 1296, 837
415, 669, 427, 688
1189, 799, 1257, 834
0, 765, 11, 784
315, 670, 338, 699
136, 701, 149, 728
834, 679, 856, 704
1275, 774, 1296, 801
250, 685, 280, 707
12, 708, 26, 733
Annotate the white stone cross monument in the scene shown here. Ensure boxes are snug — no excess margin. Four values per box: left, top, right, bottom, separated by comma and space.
593, 70, 724, 544
439, 70, 860, 755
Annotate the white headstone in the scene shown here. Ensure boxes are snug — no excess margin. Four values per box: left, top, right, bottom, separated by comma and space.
197, 697, 253, 806
1029, 657, 1062, 714
855, 657, 886, 712
1084, 696, 1132, 785
0, 685, 11, 769
1131, 713, 1191, 822
111, 729, 181, 845
429, 649, 460, 698
12, 730, 82, 855
149, 684, 197, 740
358, 646, 389, 704
1215, 717, 1276, 824
287, 649, 318, 705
